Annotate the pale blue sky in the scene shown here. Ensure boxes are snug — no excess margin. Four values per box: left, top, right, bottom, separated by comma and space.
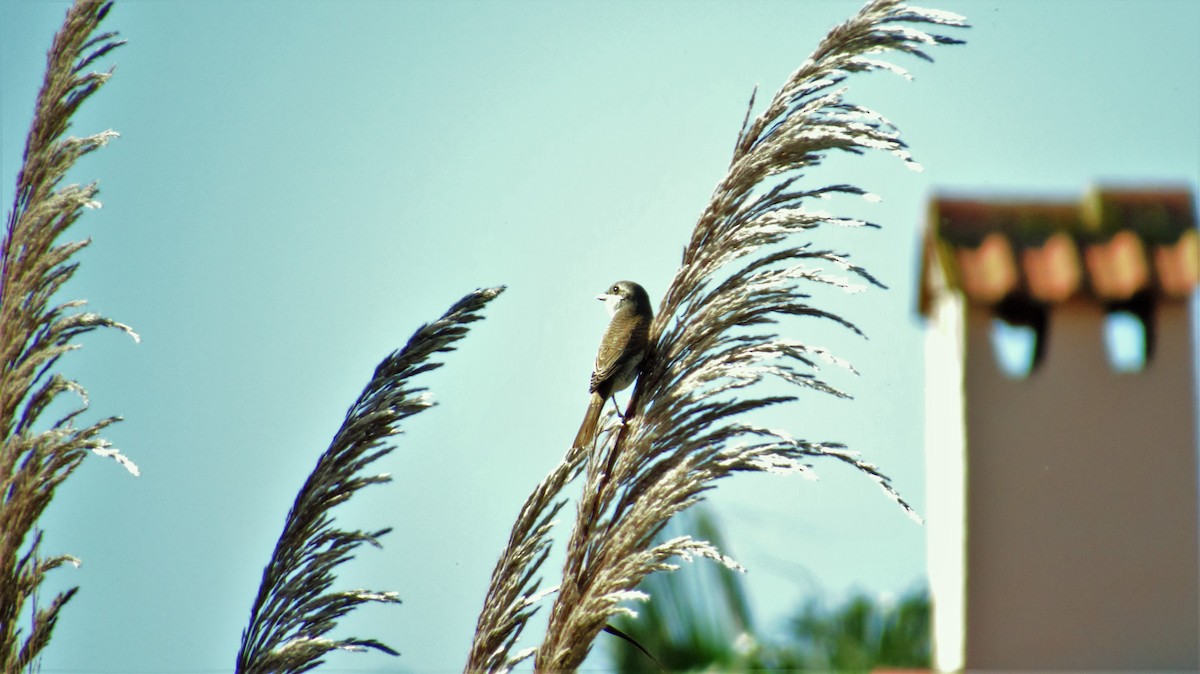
2, 1, 1198, 672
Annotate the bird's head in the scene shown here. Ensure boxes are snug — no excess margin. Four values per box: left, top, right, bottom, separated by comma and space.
597, 280, 651, 318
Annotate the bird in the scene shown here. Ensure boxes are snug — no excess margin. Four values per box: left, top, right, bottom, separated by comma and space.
572, 280, 653, 451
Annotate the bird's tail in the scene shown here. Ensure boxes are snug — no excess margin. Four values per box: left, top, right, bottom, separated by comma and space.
573, 393, 605, 450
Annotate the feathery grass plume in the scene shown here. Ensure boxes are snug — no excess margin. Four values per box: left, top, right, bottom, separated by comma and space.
0, 2, 136, 669
465, 442, 586, 672
533, 1, 966, 668
608, 507, 756, 671
236, 286, 505, 674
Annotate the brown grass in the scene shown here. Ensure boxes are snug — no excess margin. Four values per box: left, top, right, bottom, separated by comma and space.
463, 2, 967, 670
0, 2, 137, 669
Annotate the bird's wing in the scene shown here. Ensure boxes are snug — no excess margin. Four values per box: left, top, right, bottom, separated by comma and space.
590, 314, 646, 393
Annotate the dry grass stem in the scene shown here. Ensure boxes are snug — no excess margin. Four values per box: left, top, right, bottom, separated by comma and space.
236, 286, 505, 674
464, 442, 587, 672
466, 1, 966, 669
0, 2, 135, 669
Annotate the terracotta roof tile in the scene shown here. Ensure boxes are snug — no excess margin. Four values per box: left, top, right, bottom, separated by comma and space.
954, 232, 1018, 302
1156, 229, 1199, 296
1022, 232, 1081, 302
920, 186, 1197, 314
1084, 229, 1150, 300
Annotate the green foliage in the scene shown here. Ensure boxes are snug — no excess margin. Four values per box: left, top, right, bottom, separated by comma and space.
784, 589, 930, 671
609, 510, 930, 673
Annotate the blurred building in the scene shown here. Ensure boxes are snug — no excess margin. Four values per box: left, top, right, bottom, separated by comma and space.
919, 186, 1199, 670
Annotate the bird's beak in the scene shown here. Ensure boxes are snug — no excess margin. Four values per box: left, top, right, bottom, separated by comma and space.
597, 291, 621, 318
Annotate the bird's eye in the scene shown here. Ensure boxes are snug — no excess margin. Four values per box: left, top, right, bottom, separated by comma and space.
610, 285, 619, 294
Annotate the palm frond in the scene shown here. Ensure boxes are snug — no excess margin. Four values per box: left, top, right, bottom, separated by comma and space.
236, 286, 505, 674
0, 2, 134, 669
534, 1, 966, 668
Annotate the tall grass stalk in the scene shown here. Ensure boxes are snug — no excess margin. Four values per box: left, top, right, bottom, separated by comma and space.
236, 286, 504, 673
0, 2, 137, 669
465, 1, 967, 670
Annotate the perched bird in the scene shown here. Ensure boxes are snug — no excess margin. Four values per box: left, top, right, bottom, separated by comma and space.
573, 280, 653, 450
